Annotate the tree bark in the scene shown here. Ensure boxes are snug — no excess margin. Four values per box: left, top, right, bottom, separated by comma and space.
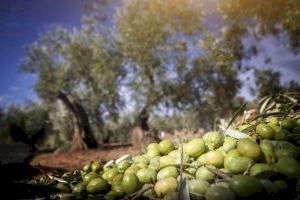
58, 91, 97, 151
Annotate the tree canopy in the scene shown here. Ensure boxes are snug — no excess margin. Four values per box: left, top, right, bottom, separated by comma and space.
2, 0, 298, 150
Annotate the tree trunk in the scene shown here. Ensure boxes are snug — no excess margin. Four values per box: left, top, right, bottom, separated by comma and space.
131, 106, 150, 149
58, 91, 97, 151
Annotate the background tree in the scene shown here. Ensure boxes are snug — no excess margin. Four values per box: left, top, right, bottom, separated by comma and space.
21, 22, 123, 150
252, 68, 300, 100
175, 33, 242, 129
0, 102, 49, 151
219, 0, 300, 54
115, 0, 203, 132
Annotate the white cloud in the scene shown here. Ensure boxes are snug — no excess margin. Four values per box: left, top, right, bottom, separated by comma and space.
10, 86, 20, 91
0, 95, 11, 102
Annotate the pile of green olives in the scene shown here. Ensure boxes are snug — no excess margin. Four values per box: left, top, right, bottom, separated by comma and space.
54, 116, 300, 200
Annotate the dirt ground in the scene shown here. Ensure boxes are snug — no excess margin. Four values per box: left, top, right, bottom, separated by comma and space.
30, 144, 142, 171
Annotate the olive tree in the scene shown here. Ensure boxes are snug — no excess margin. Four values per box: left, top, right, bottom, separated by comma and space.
21, 24, 123, 151
219, 0, 300, 53
115, 0, 203, 132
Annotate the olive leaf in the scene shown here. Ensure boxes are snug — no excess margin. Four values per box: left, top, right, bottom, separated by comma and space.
225, 128, 250, 139
178, 142, 191, 200
47, 173, 67, 183
260, 96, 272, 114
179, 176, 190, 200
115, 154, 131, 164
130, 184, 154, 200
61, 170, 82, 184
252, 112, 286, 122
103, 160, 115, 169
205, 166, 232, 180
226, 102, 248, 130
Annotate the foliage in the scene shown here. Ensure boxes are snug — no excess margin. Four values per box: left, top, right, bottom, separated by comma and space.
0, 102, 49, 149
219, 0, 300, 53
251, 68, 300, 100
115, 0, 203, 129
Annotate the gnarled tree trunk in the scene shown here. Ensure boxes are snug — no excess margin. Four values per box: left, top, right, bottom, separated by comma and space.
58, 91, 97, 151
131, 106, 150, 149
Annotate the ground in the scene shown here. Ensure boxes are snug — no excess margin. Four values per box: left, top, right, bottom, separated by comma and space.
30, 143, 142, 171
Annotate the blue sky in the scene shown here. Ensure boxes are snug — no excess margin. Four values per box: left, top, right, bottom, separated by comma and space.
0, 0, 299, 107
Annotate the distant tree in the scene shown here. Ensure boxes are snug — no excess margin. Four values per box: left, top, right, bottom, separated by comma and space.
115, 0, 203, 132
251, 68, 300, 100
182, 33, 242, 129
219, 0, 300, 53
251, 68, 282, 99
0, 102, 49, 151
21, 22, 123, 150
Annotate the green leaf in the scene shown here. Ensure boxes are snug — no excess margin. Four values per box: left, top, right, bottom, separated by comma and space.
61, 170, 82, 184
225, 128, 250, 139
226, 102, 247, 130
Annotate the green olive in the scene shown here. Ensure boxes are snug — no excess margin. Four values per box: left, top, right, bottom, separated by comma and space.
222, 137, 237, 152
184, 167, 197, 176
124, 165, 141, 175
292, 126, 300, 135
149, 156, 160, 171
111, 184, 124, 197
137, 168, 157, 184
154, 177, 178, 198
203, 131, 223, 151
203, 150, 224, 168
157, 166, 179, 180
112, 174, 124, 185
147, 148, 161, 159
266, 117, 279, 127
274, 180, 287, 190
211, 182, 230, 188
117, 160, 131, 171
83, 172, 99, 185
72, 182, 86, 195
256, 124, 275, 139
281, 119, 297, 130
249, 163, 273, 176
56, 182, 71, 193
104, 168, 120, 184
274, 129, 289, 141
121, 174, 141, 194
276, 156, 300, 179
91, 161, 102, 173
260, 140, 276, 164
103, 191, 119, 200
159, 140, 175, 155
133, 155, 149, 164
163, 192, 179, 200
205, 186, 235, 200
195, 165, 216, 182
142, 184, 156, 198
184, 138, 205, 157
229, 175, 262, 197
259, 179, 279, 195
237, 138, 261, 160
147, 143, 160, 151
136, 161, 148, 169
226, 156, 254, 174
159, 155, 176, 168
188, 179, 210, 195
168, 150, 190, 164
197, 153, 207, 165
86, 177, 109, 194
224, 149, 240, 169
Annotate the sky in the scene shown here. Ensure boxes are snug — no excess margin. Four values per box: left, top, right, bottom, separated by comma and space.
0, 0, 299, 107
